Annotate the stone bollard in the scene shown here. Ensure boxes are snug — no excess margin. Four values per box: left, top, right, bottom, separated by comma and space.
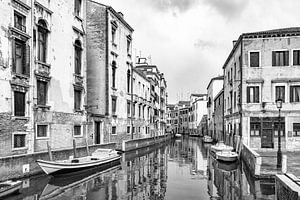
281, 155, 287, 174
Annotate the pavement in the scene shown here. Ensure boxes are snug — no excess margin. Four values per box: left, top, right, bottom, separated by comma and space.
257, 151, 300, 177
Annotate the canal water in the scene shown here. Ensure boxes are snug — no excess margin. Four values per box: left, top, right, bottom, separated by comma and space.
3, 137, 276, 200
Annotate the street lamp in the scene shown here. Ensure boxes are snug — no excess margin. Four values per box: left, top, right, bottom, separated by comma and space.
276, 98, 283, 169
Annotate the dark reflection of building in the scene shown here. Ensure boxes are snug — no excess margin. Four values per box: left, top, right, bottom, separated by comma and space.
207, 153, 276, 200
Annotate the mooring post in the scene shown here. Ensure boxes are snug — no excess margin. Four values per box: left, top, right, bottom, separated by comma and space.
73, 139, 77, 158
47, 141, 53, 161
85, 138, 90, 156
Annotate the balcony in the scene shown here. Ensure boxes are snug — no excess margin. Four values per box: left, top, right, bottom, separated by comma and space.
15, 23, 26, 33
227, 108, 232, 115
35, 61, 51, 77
74, 74, 84, 86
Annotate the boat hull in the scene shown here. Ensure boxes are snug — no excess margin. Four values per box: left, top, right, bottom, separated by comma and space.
37, 154, 121, 175
216, 152, 238, 162
0, 181, 22, 198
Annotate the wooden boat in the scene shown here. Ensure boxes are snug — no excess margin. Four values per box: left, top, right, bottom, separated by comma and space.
216, 151, 238, 162
203, 135, 213, 143
210, 141, 233, 153
37, 149, 121, 175
0, 180, 22, 198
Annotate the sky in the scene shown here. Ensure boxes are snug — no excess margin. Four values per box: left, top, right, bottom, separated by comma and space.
99, 0, 300, 104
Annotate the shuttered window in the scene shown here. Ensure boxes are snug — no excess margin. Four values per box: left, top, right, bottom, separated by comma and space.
37, 80, 47, 105
247, 86, 259, 103
272, 51, 289, 66
74, 40, 82, 75
38, 20, 48, 63
293, 50, 300, 65
250, 52, 259, 67
112, 97, 117, 114
74, 125, 81, 136
290, 86, 300, 102
14, 91, 25, 116
74, 89, 81, 110
293, 123, 300, 136
74, 0, 81, 17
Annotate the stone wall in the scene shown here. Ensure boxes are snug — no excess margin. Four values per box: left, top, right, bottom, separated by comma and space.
0, 142, 116, 181
241, 144, 261, 176
276, 174, 300, 200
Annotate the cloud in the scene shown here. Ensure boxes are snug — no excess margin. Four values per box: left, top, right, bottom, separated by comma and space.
203, 0, 249, 19
194, 39, 215, 49
142, 0, 199, 13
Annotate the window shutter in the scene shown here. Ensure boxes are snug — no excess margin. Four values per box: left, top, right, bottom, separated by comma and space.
290, 86, 294, 102
272, 52, 276, 66
12, 39, 16, 72
284, 51, 289, 66
24, 44, 30, 76
247, 87, 250, 103
255, 87, 259, 103
293, 50, 297, 65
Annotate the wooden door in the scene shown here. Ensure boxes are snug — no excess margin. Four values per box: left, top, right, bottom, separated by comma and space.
261, 129, 273, 148
95, 122, 101, 144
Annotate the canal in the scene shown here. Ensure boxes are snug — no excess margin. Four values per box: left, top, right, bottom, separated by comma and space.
3, 136, 276, 200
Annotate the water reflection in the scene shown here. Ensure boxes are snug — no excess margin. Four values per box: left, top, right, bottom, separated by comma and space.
2, 137, 277, 200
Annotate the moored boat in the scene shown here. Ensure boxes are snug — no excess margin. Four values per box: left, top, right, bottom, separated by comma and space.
216, 151, 238, 162
37, 149, 121, 175
0, 180, 22, 198
210, 141, 233, 153
203, 135, 213, 143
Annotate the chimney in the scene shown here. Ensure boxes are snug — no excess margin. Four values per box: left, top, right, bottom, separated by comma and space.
118, 12, 124, 18
232, 40, 237, 46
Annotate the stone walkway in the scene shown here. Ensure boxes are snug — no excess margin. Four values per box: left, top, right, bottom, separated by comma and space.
257, 151, 300, 177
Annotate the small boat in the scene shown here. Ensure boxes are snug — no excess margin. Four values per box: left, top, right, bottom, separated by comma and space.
203, 135, 213, 143
0, 180, 22, 198
216, 151, 238, 162
210, 141, 233, 153
37, 149, 121, 175
175, 133, 182, 138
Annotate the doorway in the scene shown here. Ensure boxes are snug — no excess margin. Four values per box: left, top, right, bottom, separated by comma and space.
95, 121, 101, 144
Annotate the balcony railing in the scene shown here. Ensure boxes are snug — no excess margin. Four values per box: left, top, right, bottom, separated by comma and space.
74, 74, 84, 85
35, 61, 50, 76
15, 23, 26, 33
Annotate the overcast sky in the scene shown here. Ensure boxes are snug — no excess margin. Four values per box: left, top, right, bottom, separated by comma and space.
99, 0, 300, 104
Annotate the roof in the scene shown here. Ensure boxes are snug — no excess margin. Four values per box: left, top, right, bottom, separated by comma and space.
214, 89, 224, 102
191, 93, 207, 97
207, 75, 224, 90
223, 27, 300, 69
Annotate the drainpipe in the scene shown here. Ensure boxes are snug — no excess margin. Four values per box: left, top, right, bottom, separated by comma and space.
131, 64, 133, 140
240, 37, 243, 147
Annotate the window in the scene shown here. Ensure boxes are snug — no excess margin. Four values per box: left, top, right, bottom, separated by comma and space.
250, 52, 259, 67
37, 125, 48, 138
74, 89, 81, 110
112, 97, 117, 114
133, 103, 135, 117
13, 134, 26, 148
112, 27, 116, 44
14, 12, 26, 32
74, 40, 82, 75
293, 50, 300, 65
132, 127, 135, 134
13, 39, 27, 75
127, 70, 130, 93
14, 91, 25, 116
274, 122, 285, 136
138, 127, 140, 133
38, 20, 48, 63
37, 80, 47, 105
74, 0, 81, 17
293, 123, 300, 136
138, 105, 141, 117
272, 51, 289, 66
127, 126, 131, 134
247, 86, 259, 103
290, 86, 300, 102
112, 126, 116, 135
112, 61, 116, 88
127, 37, 131, 55
74, 125, 82, 136
234, 92, 236, 108
127, 101, 131, 116
275, 86, 285, 102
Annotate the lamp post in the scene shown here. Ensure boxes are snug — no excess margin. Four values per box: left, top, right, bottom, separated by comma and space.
276, 98, 283, 169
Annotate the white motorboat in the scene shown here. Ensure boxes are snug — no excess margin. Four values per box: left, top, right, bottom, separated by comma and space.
210, 141, 233, 153
216, 151, 238, 162
203, 135, 213, 143
37, 149, 121, 175
0, 180, 22, 198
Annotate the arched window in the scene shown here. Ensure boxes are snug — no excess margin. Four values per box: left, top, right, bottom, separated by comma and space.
74, 40, 82, 75
37, 20, 48, 63
127, 69, 130, 93
112, 61, 116, 88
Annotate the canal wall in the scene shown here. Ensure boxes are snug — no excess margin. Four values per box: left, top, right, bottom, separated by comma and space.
276, 174, 300, 200
0, 142, 116, 181
241, 144, 287, 178
121, 135, 171, 152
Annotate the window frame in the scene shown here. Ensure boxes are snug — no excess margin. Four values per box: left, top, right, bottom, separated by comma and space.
292, 49, 300, 66
111, 96, 117, 115
275, 85, 285, 103
247, 85, 260, 103
272, 50, 289, 66
12, 133, 27, 150
37, 80, 48, 106
37, 20, 48, 63
73, 125, 83, 137
112, 61, 116, 89
74, 40, 82, 76
249, 51, 260, 67
290, 85, 300, 103
111, 126, 117, 135
293, 123, 300, 137
74, 89, 82, 111
74, 0, 82, 17
36, 124, 49, 139
14, 91, 26, 117
14, 11, 26, 32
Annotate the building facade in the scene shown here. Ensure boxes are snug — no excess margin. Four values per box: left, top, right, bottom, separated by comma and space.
207, 76, 223, 140
188, 94, 207, 136
214, 89, 224, 142
0, 0, 88, 157
223, 27, 300, 151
